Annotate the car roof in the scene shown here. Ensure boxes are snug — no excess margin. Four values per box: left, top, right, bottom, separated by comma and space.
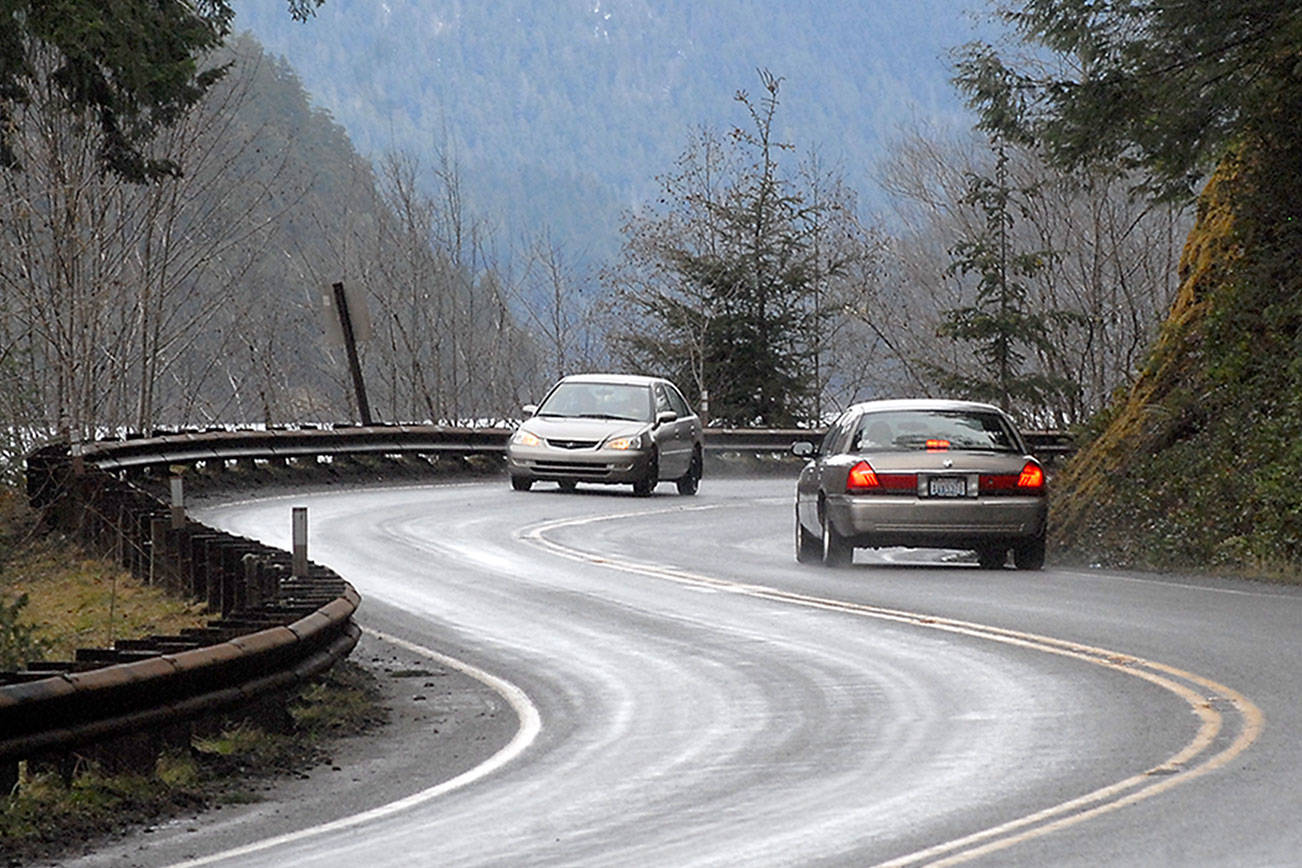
557, 373, 664, 387
843, 398, 1009, 416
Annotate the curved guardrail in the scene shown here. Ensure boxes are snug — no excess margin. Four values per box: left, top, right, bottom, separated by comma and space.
3, 444, 363, 789
64, 423, 1074, 473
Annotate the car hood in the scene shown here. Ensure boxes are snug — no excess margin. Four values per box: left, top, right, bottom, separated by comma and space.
522, 416, 648, 442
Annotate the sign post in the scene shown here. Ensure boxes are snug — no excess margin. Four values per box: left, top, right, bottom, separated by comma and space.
326, 281, 374, 426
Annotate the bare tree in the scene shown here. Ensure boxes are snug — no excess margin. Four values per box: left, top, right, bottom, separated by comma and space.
873, 129, 1190, 426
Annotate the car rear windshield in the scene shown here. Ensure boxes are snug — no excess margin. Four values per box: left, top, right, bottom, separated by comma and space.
851, 409, 1020, 453
536, 382, 653, 422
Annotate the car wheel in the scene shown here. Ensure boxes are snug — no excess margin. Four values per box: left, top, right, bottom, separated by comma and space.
510, 476, 533, 492
676, 449, 702, 495
1013, 535, 1046, 570
820, 506, 853, 567
558, 480, 577, 492
632, 451, 658, 497
795, 507, 820, 564
976, 547, 1006, 569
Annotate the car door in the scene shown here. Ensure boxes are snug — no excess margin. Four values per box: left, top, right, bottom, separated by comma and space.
797, 412, 855, 529
651, 382, 690, 477
664, 382, 701, 473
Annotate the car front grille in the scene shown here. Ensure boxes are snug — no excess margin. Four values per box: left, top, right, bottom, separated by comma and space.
532, 460, 613, 478
546, 439, 599, 450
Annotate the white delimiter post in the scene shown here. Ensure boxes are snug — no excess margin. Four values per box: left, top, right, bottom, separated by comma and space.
292, 507, 308, 577
169, 476, 185, 529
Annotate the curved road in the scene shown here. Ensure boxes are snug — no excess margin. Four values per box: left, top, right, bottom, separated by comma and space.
128, 478, 1302, 865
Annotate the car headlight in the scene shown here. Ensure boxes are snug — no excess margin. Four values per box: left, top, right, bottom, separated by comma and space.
605, 432, 647, 450
512, 430, 542, 447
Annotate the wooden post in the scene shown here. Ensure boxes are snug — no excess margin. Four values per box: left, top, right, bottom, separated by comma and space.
332, 281, 373, 426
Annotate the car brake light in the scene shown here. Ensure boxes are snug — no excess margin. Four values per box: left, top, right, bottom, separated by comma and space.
1018, 462, 1044, 489
925, 439, 950, 451
848, 462, 917, 494
979, 462, 1046, 495
847, 460, 879, 492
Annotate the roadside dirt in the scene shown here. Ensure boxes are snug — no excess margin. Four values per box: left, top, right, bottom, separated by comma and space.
32, 627, 514, 868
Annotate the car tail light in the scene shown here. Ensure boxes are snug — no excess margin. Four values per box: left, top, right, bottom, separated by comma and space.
1018, 462, 1044, 490
979, 461, 1046, 495
847, 461, 916, 494
925, 438, 950, 451
847, 460, 879, 492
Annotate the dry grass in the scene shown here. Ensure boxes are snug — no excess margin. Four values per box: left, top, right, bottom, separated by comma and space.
0, 488, 206, 663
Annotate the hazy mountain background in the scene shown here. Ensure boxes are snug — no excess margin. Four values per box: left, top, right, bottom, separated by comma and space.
229, 0, 992, 266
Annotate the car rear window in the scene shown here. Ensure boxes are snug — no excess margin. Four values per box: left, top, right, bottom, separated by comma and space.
537, 382, 653, 421
851, 410, 1020, 453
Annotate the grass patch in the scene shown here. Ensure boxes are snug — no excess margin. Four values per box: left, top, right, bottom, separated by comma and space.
0, 487, 206, 665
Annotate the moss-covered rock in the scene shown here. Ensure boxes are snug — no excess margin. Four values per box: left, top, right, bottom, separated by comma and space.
1051, 130, 1302, 577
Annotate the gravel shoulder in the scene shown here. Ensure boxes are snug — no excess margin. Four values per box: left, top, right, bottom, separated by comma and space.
51, 623, 515, 868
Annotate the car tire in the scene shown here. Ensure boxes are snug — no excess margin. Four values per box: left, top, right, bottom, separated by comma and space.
1013, 535, 1047, 570
820, 507, 853, 567
510, 476, 533, 492
976, 547, 1006, 569
795, 508, 820, 564
676, 449, 702, 496
632, 451, 658, 497
558, 480, 577, 492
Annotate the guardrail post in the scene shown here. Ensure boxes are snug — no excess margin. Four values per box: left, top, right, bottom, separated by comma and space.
292, 507, 308, 578
220, 546, 242, 616
243, 553, 261, 608
206, 540, 224, 612
149, 516, 168, 586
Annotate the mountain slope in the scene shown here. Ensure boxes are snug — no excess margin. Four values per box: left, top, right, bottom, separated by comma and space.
229, 0, 987, 260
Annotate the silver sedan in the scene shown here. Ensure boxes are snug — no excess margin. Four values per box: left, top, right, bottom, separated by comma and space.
793, 399, 1048, 569
506, 373, 704, 496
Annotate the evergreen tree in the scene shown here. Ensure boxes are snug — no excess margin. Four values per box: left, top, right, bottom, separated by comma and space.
930, 139, 1078, 418
0, 0, 324, 181
607, 71, 871, 426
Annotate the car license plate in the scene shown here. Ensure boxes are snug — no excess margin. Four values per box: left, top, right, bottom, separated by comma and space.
928, 476, 966, 497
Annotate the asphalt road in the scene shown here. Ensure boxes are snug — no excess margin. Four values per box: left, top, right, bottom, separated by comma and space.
73, 477, 1302, 866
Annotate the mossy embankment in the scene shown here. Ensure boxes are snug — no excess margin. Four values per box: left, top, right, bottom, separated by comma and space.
1051, 128, 1302, 579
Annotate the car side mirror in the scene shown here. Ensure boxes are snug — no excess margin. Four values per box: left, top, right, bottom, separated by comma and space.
791, 440, 817, 458
655, 410, 677, 426
522, 404, 538, 417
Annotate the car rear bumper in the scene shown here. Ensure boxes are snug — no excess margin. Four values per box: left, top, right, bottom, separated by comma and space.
506, 446, 653, 484
826, 493, 1047, 547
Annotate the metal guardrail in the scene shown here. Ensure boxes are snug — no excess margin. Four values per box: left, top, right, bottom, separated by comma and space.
75, 424, 1076, 471
3, 445, 362, 789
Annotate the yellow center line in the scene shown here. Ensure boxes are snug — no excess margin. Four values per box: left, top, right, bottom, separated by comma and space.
519, 504, 1264, 866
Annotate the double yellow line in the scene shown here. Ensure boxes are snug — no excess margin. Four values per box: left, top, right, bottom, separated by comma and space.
522, 505, 1264, 866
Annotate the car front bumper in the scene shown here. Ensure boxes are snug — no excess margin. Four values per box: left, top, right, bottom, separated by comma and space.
506, 444, 654, 484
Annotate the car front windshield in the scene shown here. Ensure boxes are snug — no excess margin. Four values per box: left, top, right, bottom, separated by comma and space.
851, 409, 1020, 453
536, 382, 652, 422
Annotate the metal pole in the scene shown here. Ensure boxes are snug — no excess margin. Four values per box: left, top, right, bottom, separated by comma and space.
332, 281, 373, 426
292, 507, 308, 578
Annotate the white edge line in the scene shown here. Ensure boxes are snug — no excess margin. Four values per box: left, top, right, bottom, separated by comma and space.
167, 628, 541, 868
